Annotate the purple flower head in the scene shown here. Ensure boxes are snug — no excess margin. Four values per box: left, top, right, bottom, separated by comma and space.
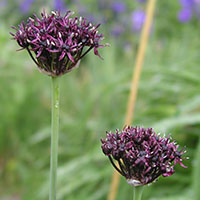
178, 8, 193, 22
111, 2, 126, 14
10, 11, 106, 77
20, 0, 35, 13
131, 10, 146, 32
101, 126, 187, 186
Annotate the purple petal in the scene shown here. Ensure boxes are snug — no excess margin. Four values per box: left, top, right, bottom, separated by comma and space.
67, 52, 75, 62
94, 47, 103, 59
177, 8, 193, 23
59, 51, 66, 61
131, 10, 146, 32
36, 48, 43, 57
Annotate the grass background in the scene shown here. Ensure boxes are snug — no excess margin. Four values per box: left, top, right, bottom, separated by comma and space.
0, 0, 200, 199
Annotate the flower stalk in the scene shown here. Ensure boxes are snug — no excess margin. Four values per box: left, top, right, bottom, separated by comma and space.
10, 9, 106, 200
49, 76, 60, 200
133, 186, 143, 200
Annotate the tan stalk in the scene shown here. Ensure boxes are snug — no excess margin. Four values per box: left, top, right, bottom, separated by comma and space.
107, 0, 157, 200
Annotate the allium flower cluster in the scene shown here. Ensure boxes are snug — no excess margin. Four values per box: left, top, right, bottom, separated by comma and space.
10, 11, 105, 76
101, 126, 187, 186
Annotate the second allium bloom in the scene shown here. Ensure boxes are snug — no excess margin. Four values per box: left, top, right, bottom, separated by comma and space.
101, 126, 187, 186
10, 11, 105, 76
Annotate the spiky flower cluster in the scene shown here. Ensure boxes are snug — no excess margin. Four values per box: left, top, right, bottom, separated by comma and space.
101, 126, 187, 186
10, 11, 105, 76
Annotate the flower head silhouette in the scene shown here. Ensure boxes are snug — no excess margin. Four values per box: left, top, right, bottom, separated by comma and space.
10, 10, 105, 76
101, 126, 187, 186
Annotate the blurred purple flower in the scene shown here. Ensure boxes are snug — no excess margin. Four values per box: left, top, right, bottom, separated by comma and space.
87, 15, 96, 23
0, 0, 7, 11
178, 8, 193, 22
111, 2, 126, 13
20, 0, 35, 13
75, 3, 97, 23
178, 0, 200, 22
179, 0, 194, 7
137, 0, 147, 3
111, 25, 124, 37
131, 10, 146, 32
53, 0, 66, 11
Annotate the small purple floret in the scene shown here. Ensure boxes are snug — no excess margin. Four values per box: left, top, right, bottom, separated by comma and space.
131, 10, 146, 32
111, 25, 124, 37
10, 11, 106, 76
178, 8, 193, 22
101, 126, 187, 186
111, 2, 126, 14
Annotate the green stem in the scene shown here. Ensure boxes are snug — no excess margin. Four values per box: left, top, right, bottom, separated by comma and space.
133, 186, 143, 200
49, 76, 60, 200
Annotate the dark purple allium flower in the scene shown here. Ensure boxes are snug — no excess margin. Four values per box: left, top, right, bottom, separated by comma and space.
10, 11, 106, 76
178, 8, 193, 22
101, 126, 187, 186
131, 10, 146, 32
20, 0, 35, 13
111, 2, 126, 14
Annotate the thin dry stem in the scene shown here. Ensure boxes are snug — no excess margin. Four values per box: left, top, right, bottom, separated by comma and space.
107, 0, 157, 200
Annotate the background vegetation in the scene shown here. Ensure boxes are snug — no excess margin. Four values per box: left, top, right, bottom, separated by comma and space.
0, 0, 199, 199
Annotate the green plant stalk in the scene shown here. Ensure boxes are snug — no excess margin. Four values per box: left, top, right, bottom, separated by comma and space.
133, 186, 143, 200
49, 76, 60, 200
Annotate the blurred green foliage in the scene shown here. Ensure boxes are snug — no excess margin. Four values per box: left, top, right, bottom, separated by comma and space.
0, 1, 200, 200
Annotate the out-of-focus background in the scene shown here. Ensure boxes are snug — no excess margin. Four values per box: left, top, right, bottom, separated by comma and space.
0, 0, 200, 199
